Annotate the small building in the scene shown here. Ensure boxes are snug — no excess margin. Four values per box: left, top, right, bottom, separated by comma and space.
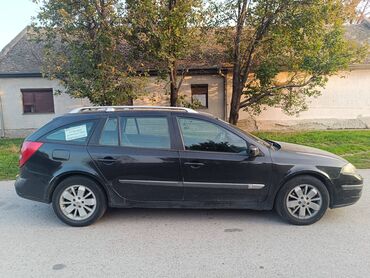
0, 22, 369, 137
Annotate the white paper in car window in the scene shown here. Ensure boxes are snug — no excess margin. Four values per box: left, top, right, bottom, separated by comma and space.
65, 124, 88, 141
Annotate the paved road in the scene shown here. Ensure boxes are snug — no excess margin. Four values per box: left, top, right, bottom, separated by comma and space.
0, 170, 369, 278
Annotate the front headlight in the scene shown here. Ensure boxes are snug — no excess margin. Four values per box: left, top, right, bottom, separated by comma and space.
341, 163, 357, 175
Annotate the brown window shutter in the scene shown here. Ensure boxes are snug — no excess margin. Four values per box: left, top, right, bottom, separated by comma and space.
22, 91, 35, 113
35, 91, 54, 113
21, 89, 54, 113
22, 92, 34, 105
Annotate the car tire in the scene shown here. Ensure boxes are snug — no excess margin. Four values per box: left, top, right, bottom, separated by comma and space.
275, 175, 330, 225
52, 176, 107, 227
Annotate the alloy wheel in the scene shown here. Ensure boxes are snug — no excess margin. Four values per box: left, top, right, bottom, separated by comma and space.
59, 185, 97, 221
286, 184, 322, 220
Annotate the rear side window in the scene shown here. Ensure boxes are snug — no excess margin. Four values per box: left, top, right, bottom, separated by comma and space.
120, 116, 171, 149
99, 118, 119, 146
44, 121, 95, 144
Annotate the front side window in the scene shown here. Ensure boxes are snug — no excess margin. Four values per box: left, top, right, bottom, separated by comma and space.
21, 88, 54, 113
120, 116, 171, 149
45, 121, 95, 144
99, 118, 119, 146
177, 117, 247, 154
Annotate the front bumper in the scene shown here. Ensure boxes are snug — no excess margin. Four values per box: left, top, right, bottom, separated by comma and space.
331, 173, 364, 208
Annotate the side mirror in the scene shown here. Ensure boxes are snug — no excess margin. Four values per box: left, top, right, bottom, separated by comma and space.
249, 144, 260, 157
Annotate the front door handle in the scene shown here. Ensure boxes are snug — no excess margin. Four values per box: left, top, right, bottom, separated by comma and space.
98, 156, 117, 165
184, 162, 205, 169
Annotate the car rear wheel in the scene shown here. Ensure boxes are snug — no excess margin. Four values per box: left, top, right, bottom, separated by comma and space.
52, 176, 107, 227
275, 176, 329, 225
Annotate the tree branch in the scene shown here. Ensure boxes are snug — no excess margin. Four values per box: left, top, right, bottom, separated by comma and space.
240, 91, 272, 108
267, 75, 317, 91
239, 75, 317, 109
177, 68, 188, 93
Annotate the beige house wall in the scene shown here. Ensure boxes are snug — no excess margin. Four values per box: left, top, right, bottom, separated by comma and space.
0, 78, 90, 137
0, 68, 369, 137
135, 74, 227, 119
229, 69, 370, 131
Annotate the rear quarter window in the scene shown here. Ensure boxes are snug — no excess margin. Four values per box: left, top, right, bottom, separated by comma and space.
43, 120, 96, 144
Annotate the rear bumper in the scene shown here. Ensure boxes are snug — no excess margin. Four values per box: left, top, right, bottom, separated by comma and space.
331, 174, 364, 208
15, 176, 50, 203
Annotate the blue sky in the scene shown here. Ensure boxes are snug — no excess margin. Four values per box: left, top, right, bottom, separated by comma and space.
0, 0, 39, 51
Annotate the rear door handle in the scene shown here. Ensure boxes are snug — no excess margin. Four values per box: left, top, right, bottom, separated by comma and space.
98, 156, 117, 165
184, 162, 205, 169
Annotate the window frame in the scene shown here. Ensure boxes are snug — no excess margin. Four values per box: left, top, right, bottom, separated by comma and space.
21, 88, 55, 114
118, 114, 174, 151
191, 84, 208, 109
175, 115, 249, 155
98, 117, 120, 146
41, 119, 98, 145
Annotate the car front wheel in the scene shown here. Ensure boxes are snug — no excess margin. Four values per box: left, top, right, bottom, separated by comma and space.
52, 176, 107, 227
275, 176, 330, 225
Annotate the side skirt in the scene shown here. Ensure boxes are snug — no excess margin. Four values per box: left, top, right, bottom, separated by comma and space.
109, 199, 269, 210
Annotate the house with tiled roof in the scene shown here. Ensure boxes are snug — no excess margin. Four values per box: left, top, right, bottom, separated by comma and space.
0, 21, 369, 137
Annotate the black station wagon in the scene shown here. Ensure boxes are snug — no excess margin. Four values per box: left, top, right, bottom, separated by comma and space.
15, 106, 363, 226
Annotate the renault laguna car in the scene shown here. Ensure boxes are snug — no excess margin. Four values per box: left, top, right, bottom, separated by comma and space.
15, 106, 363, 226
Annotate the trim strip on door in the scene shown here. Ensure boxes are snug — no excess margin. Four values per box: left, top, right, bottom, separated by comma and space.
118, 179, 265, 190
119, 179, 182, 187
183, 181, 265, 189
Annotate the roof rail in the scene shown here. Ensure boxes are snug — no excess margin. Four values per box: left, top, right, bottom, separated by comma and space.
69, 105, 198, 114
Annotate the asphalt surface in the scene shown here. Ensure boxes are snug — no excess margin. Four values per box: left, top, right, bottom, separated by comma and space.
0, 170, 369, 278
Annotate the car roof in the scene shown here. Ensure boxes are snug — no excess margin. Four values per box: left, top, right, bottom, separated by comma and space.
62, 105, 216, 120
69, 106, 198, 114
26, 106, 216, 142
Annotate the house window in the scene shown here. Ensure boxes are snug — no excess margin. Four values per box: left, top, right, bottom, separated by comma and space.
21, 88, 55, 114
191, 84, 208, 108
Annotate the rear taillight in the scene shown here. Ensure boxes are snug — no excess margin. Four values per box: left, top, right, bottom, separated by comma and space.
19, 141, 43, 167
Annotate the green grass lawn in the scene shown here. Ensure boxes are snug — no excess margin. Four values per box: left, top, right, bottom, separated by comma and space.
253, 130, 370, 169
0, 138, 23, 180
0, 130, 369, 180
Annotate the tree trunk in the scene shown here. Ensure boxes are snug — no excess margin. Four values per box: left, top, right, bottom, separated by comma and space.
169, 61, 178, 106
229, 75, 241, 125
122, 97, 133, 106
228, 0, 247, 125
168, 0, 178, 107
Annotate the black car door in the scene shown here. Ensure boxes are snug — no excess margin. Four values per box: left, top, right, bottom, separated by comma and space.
87, 113, 183, 201
175, 116, 271, 203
